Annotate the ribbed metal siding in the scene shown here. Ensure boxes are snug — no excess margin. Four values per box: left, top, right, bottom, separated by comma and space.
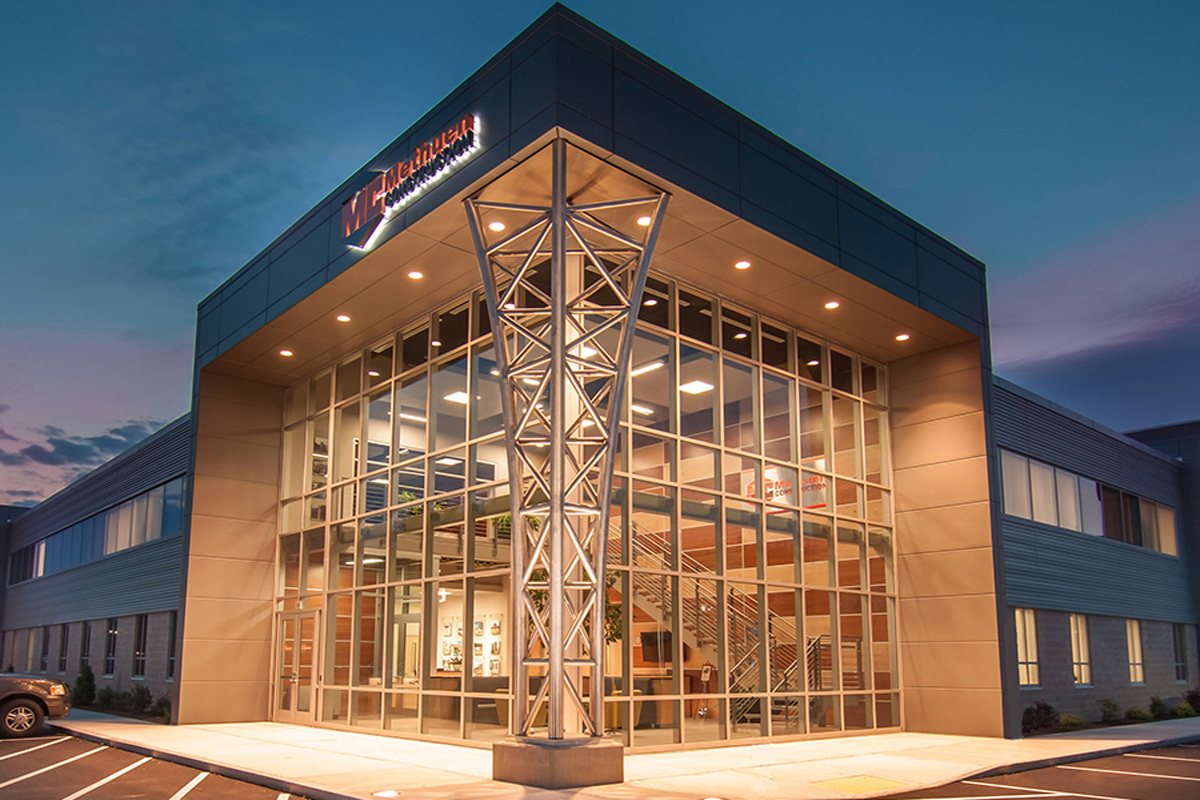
3, 536, 183, 628
993, 386, 1179, 505
9, 416, 191, 549
1002, 517, 1194, 622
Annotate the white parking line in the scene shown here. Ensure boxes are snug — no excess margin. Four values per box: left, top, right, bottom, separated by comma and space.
965, 778, 1133, 800
1058, 764, 1200, 781
0, 736, 68, 760
0, 745, 105, 789
1125, 752, 1200, 762
60, 755, 151, 800
167, 771, 209, 800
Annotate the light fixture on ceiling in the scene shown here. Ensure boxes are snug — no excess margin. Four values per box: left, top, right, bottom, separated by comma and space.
367, 370, 380, 377
637, 215, 652, 227
431, 339, 442, 347
734, 332, 748, 340
630, 404, 654, 416
644, 297, 658, 306
398, 412, 427, 423
503, 302, 516, 310
824, 300, 840, 310
488, 221, 506, 232
336, 314, 351, 323
806, 359, 820, 367
631, 360, 664, 377
435, 456, 462, 466
577, 345, 597, 358
279, 349, 294, 357
408, 270, 423, 280
895, 333, 911, 342
443, 391, 470, 404
679, 380, 714, 394
735, 260, 751, 270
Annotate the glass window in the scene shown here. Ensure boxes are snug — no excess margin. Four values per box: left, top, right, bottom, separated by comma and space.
678, 346, 717, 443
365, 341, 393, 389
638, 275, 671, 329
830, 350, 855, 394
1127, 619, 1144, 683
631, 330, 673, 434
797, 337, 824, 384
104, 618, 118, 676
1157, 504, 1178, 556
1173, 623, 1188, 682
677, 288, 714, 345
1069, 614, 1090, 685
1001, 451, 1031, 519
132, 615, 148, 677
762, 372, 794, 463
1029, 461, 1056, 526
1079, 479, 1103, 535
1015, 608, 1038, 686
1055, 470, 1081, 532
720, 305, 754, 359
760, 321, 789, 371
80, 621, 91, 670
401, 327, 429, 373
431, 357, 469, 451
722, 361, 758, 454
1122, 494, 1144, 547
58, 625, 68, 673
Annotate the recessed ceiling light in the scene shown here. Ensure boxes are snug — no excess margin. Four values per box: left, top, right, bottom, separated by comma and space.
336, 314, 351, 323
644, 298, 658, 306
488, 221, 506, 232
679, 380, 714, 395
434, 456, 462, 465
578, 345, 597, 358
490, 368, 500, 376
373, 791, 401, 798
806, 359, 820, 367
637, 216, 652, 227
431, 339, 442, 347
895, 333, 911, 342
367, 370, 380, 377
824, 300, 840, 310
279, 349, 294, 357
733, 332, 748, 340
503, 302, 516, 310
735, 260, 751, 270
398, 412, 427, 423
443, 391, 470, 404
630, 404, 654, 416
522, 377, 539, 386
408, 270, 423, 280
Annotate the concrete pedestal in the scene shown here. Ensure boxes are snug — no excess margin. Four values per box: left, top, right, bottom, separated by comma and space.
492, 735, 624, 788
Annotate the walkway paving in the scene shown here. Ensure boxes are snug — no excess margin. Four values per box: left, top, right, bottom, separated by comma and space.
53, 710, 1200, 799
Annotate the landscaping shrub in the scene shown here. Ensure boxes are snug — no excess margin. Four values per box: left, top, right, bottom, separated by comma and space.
1171, 702, 1196, 718
1097, 698, 1120, 723
71, 665, 96, 706
123, 685, 152, 714
1022, 701, 1059, 735
1126, 706, 1152, 721
149, 696, 172, 722
1150, 696, 1169, 719
1185, 688, 1200, 715
96, 687, 120, 709
1058, 713, 1089, 731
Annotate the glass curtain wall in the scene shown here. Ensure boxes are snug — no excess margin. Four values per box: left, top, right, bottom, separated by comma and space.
277, 273, 896, 747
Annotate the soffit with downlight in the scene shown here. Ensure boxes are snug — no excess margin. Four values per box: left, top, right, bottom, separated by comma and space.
207, 133, 974, 388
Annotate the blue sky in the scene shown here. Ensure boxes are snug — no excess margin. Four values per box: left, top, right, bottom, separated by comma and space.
2, 1, 1198, 503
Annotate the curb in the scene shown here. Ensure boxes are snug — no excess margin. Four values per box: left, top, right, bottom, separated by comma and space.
974, 731, 1200, 779
52, 722, 361, 800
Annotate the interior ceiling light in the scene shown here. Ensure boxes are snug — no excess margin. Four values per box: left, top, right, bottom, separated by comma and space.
336, 314, 351, 323
398, 412, 427, 423
522, 377, 540, 386
735, 260, 751, 270
488, 221, 506, 232
636, 215, 652, 227
578, 345, 597, 358
373, 792, 401, 799
279, 349, 294, 357
367, 370, 380, 377
443, 391, 470, 404
806, 359, 820, 367
503, 302, 516, 310
734, 332, 748, 340
643, 298, 658, 306
631, 360, 664, 377
490, 368, 500, 376
630, 404, 654, 416
824, 300, 840, 310
408, 270, 423, 280
679, 379, 714, 395
431, 339, 442, 347
361, 557, 385, 564
434, 456, 462, 465
895, 333, 911, 342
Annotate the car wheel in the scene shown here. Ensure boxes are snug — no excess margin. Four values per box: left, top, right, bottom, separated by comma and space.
0, 699, 44, 737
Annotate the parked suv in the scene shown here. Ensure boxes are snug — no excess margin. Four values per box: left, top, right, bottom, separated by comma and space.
0, 675, 71, 737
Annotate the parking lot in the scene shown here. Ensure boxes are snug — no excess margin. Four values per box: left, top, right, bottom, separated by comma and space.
0, 733, 306, 800
885, 743, 1200, 800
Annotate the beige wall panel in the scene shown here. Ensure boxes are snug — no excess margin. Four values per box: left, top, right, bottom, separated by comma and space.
893, 456, 990, 512
191, 475, 277, 525
186, 557, 275, 601
898, 595, 1003, 644
176, 680, 270, 724
896, 548, 997, 598
903, 687, 1005, 736
889, 368, 986, 429
895, 502, 993, 555
889, 341, 982, 389
891, 412, 987, 470
193, 435, 280, 486
179, 638, 271, 683
181, 597, 272, 642
198, 373, 286, 409
187, 516, 276, 562
194, 395, 281, 449
901, 642, 1003, 689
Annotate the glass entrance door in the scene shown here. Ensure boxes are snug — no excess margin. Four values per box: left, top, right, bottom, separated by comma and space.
275, 610, 319, 724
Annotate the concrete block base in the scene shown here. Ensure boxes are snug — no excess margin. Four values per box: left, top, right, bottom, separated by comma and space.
493, 735, 624, 788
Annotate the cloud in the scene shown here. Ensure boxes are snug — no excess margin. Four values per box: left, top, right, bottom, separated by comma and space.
0, 426, 17, 442
990, 200, 1200, 369
0, 403, 10, 413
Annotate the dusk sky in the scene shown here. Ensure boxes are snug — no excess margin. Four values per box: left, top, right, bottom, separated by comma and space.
3, 1, 1198, 505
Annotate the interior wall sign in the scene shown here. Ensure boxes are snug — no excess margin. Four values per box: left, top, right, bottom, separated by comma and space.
342, 113, 479, 249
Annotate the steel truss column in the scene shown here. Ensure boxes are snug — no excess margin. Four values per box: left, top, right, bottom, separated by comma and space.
466, 139, 668, 739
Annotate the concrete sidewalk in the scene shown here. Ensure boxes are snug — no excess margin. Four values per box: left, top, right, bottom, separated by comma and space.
52, 710, 1200, 799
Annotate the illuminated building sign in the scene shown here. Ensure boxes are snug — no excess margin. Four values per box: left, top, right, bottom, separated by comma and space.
342, 113, 479, 248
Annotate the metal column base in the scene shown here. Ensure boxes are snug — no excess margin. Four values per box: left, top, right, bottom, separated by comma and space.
492, 735, 624, 788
